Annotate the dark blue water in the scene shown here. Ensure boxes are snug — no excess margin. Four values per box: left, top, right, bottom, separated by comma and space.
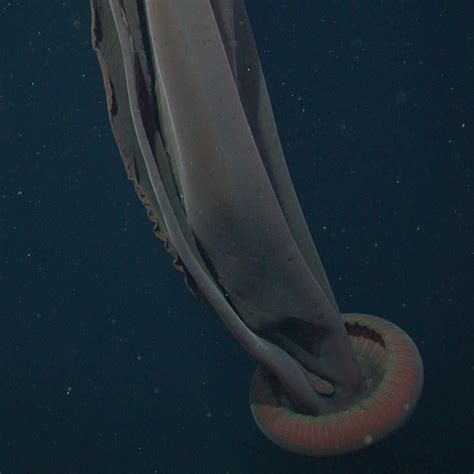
1, 1, 472, 472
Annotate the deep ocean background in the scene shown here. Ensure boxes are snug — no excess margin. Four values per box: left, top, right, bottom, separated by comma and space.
1, 1, 472, 473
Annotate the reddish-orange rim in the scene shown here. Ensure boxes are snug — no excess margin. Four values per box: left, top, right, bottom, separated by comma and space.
250, 313, 423, 456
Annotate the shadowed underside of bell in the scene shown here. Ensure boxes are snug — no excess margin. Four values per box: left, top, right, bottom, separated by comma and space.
251, 313, 423, 456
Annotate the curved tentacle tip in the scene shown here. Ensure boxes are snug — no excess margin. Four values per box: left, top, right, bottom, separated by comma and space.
250, 313, 423, 457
